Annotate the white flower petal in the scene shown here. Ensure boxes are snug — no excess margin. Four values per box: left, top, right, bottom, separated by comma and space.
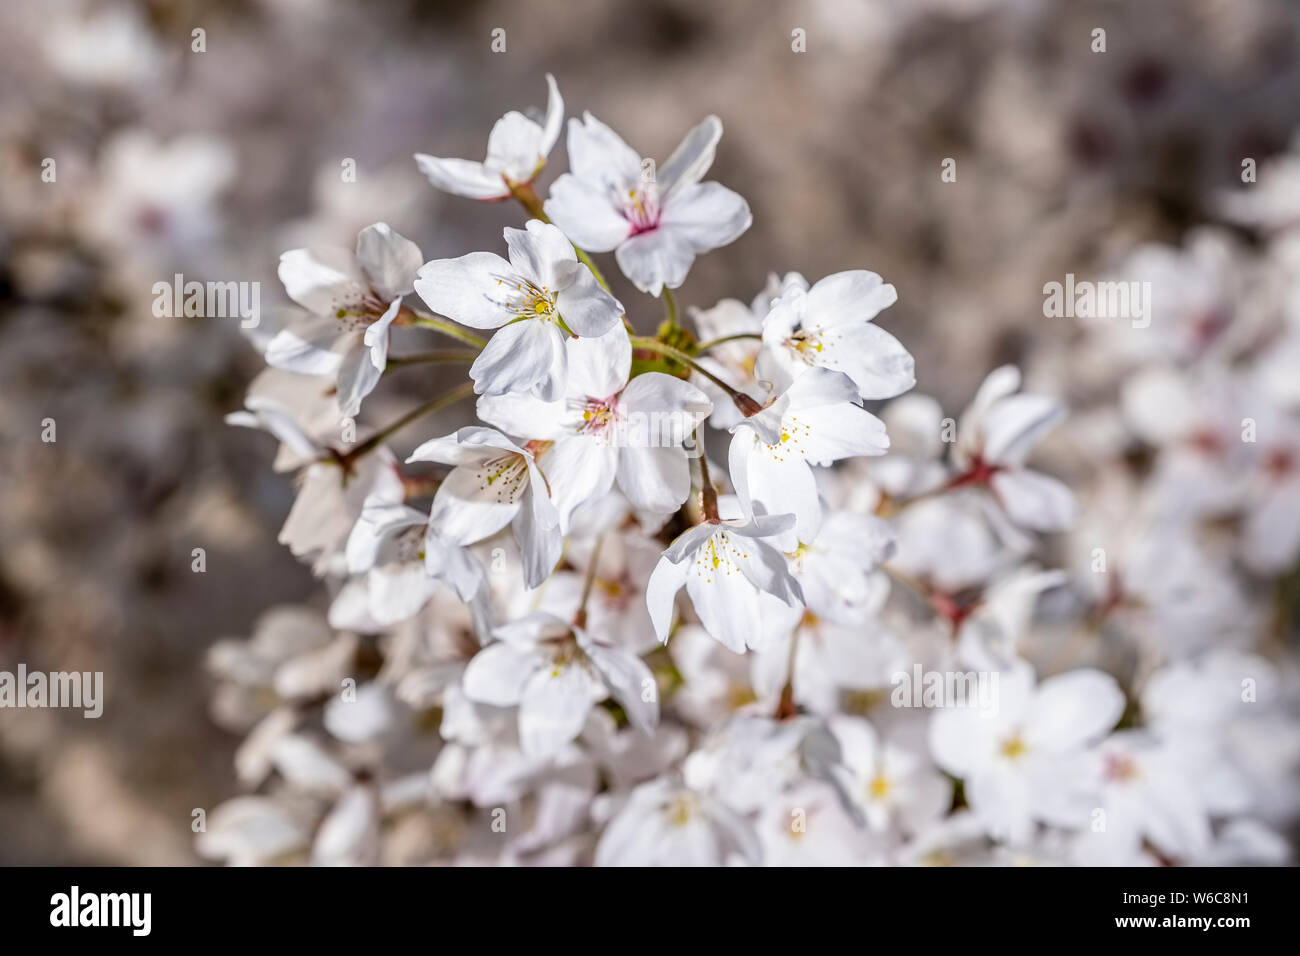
804, 270, 897, 329
578, 631, 658, 735
544, 174, 631, 252
617, 443, 692, 516
728, 430, 821, 537
422, 530, 487, 602
659, 181, 752, 252
504, 219, 576, 289
226, 398, 322, 460
430, 458, 524, 544
336, 339, 383, 417
355, 222, 422, 300
414, 251, 514, 329
658, 115, 722, 197
540, 436, 618, 531
485, 111, 543, 181
264, 315, 345, 376
685, 555, 772, 653
990, 469, 1076, 531
270, 735, 352, 793
278, 246, 364, 316
368, 562, 439, 624
566, 327, 632, 398
362, 298, 402, 371
518, 662, 601, 757
344, 498, 423, 573
815, 321, 915, 401
565, 111, 641, 184
476, 391, 570, 439
515, 463, 562, 587
414, 153, 509, 200
463, 642, 544, 706
324, 683, 394, 744
539, 74, 564, 158
982, 394, 1066, 466
614, 227, 697, 296
555, 260, 623, 337
406, 427, 509, 466
470, 319, 566, 398
311, 786, 379, 865
1024, 669, 1124, 753
620, 369, 711, 419
646, 554, 690, 642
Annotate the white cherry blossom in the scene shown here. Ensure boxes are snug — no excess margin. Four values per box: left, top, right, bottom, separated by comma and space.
647, 511, 804, 653
953, 365, 1075, 532
266, 222, 423, 416
929, 663, 1124, 844
415, 219, 623, 400
477, 327, 712, 526
461, 612, 657, 758
594, 777, 760, 866
544, 113, 751, 296
415, 74, 563, 200
406, 426, 560, 588
729, 367, 891, 538
827, 716, 950, 836
757, 270, 914, 400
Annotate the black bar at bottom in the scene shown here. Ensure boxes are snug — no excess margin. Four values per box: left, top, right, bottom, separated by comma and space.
0, 865, 1285, 941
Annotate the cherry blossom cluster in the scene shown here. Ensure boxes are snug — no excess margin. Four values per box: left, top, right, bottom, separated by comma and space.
204, 77, 1299, 866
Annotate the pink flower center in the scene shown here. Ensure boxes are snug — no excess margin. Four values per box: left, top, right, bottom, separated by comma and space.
946, 455, 1002, 490
1103, 752, 1139, 782
578, 396, 618, 435
1264, 447, 1295, 480
134, 203, 170, 237
1187, 429, 1224, 458
621, 183, 660, 235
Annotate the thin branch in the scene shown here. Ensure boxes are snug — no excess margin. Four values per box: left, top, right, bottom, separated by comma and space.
694, 427, 720, 522
631, 336, 763, 417
338, 382, 475, 465
696, 332, 760, 352
385, 349, 479, 368
410, 315, 487, 350
573, 534, 606, 630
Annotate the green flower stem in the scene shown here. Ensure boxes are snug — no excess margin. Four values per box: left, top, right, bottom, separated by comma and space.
385, 349, 479, 367
338, 382, 475, 466
629, 336, 763, 416
662, 287, 680, 329
410, 315, 487, 350
696, 332, 760, 352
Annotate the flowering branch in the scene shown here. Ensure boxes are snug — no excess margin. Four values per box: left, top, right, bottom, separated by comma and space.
211, 75, 1245, 871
